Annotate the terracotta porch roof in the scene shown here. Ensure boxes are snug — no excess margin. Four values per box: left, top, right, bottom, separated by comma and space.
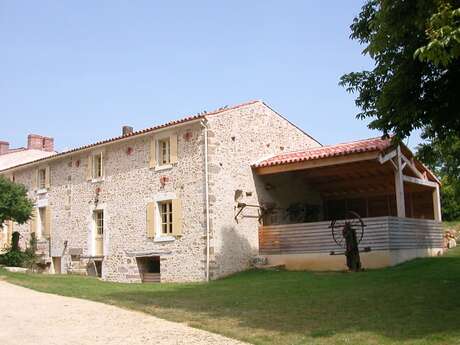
253, 137, 392, 168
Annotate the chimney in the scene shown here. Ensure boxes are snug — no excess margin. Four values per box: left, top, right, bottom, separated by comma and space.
0, 141, 9, 155
27, 134, 54, 151
27, 134, 44, 150
122, 126, 134, 136
43, 137, 54, 152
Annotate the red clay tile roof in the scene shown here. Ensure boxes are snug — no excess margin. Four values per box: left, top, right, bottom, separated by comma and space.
0, 100, 260, 172
253, 137, 392, 168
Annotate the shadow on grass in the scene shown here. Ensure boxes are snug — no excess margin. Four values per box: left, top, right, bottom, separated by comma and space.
99, 253, 460, 343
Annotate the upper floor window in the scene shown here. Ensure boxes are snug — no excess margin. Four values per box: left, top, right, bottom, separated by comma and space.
38, 168, 47, 189
158, 138, 170, 166
92, 153, 103, 179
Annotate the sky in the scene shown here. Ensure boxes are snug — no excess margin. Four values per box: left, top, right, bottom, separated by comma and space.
0, 1, 422, 152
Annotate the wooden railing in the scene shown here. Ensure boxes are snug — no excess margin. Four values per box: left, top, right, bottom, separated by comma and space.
259, 216, 443, 255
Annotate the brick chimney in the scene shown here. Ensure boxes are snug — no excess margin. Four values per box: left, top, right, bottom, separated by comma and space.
122, 126, 134, 136
0, 141, 9, 155
27, 134, 54, 151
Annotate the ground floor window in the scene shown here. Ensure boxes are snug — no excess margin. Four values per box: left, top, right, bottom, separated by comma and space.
94, 210, 104, 235
159, 201, 173, 235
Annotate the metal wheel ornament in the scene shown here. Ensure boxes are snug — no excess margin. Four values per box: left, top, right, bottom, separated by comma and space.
330, 211, 365, 248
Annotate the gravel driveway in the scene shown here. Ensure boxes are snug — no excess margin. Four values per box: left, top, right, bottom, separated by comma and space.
0, 281, 248, 345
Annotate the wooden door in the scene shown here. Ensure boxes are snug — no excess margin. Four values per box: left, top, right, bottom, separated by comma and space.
94, 210, 104, 256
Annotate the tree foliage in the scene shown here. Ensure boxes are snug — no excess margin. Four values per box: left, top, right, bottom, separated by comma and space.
416, 133, 460, 220
415, 3, 460, 66
340, 0, 460, 141
0, 176, 33, 225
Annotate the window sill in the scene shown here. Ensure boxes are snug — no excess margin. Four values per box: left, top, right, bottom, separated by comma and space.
153, 236, 175, 243
91, 177, 105, 184
154, 164, 173, 172
36, 188, 48, 195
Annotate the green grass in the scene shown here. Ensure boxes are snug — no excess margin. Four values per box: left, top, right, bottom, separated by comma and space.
2, 248, 460, 345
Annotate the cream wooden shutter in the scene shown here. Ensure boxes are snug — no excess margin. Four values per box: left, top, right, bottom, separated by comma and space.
86, 155, 93, 181
7, 220, 13, 245
45, 166, 51, 188
100, 152, 104, 177
32, 168, 38, 190
146, 202, 156, 238
44, 207, 51, 238
170, 133, 178, 164
149, 138, 156, 168
29, 209, 36, 235
172, 198, 182, 236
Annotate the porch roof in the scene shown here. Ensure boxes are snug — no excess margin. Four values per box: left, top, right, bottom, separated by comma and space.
252, 137, 439, 185
253, 137, 391, 169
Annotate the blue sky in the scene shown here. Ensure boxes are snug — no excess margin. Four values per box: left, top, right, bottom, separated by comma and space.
0, 1, 422, 152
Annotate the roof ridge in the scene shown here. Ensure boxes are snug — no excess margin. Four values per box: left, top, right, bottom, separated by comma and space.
267, 136, 389, 157
0, 99, 262, 172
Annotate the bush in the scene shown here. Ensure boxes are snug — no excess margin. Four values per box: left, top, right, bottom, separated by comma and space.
0, 231, 38, 268
0, 250, 27, 267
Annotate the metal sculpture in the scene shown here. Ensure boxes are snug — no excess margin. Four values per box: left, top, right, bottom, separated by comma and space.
330, 211, 370, 271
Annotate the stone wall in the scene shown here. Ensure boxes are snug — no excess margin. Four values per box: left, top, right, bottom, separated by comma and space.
205, 102, 321, 279
3, 101, 321, 282
8, 121, 208, 282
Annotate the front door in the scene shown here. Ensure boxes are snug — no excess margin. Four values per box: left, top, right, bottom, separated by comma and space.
94, 210, 104, 256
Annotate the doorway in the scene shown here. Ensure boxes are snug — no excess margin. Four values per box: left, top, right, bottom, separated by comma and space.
52, 257, 61, 274
137, 256, 161, 283
93, 210, 104, 256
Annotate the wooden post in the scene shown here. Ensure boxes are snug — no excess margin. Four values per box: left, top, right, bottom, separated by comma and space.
433, 184, 442, 221
394, 146, 406, 218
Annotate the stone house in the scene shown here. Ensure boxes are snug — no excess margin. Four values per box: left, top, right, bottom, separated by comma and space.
0, 100, 443, 282
0, 101, 319, 282
0, 134, 56, 251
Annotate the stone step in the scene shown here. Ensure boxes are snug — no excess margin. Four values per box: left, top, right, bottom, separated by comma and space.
142, 273, 161, 283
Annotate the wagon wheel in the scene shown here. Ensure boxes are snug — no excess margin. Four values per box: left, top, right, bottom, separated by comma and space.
330, 211, 365, 248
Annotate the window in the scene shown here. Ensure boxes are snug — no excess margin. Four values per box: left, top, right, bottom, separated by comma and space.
94, 210, 104, 236
159, 201, 173, 235
158, 138, 170, 166
39, 207, 46, 238
38, 168, 46, 189
92, 153, 103, 178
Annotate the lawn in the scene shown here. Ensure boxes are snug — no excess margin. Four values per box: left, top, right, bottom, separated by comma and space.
1, 248, 460, 345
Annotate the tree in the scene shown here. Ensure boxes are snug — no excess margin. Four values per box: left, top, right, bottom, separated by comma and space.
339, 0, 460, 141
0, 176, 33, 225
416, 133, 460, 220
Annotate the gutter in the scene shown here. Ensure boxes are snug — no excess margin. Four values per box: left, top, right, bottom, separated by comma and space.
200, 119, 210, 282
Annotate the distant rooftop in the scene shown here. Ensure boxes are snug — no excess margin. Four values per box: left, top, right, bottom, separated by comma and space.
0, 134, 56, 170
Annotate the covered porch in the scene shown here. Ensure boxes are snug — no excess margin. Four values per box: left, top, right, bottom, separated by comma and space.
252, 137, 443, 270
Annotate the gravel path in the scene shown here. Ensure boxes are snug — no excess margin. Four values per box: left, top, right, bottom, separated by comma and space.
0, 281, 248, 345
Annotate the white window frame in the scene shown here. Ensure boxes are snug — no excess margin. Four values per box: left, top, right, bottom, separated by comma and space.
159, 200, 173, 235
37, 206, 46, 240
154, 133, 173, 171
89, 204, 108, 257
92, 152, 103, 180
38, 168, 47, 190
152, 192, 176, 242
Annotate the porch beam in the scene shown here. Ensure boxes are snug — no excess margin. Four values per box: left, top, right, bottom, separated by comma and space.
378, 149, 397, 164
433, 184, 442, 221
255, 151, 379, 175
402, 175, 438, 188
400, 154, 425, 179
394, 146, 406, 218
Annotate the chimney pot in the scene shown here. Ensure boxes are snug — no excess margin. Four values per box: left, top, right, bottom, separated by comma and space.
122, 126, 134, 136
0, 141, 10, 155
